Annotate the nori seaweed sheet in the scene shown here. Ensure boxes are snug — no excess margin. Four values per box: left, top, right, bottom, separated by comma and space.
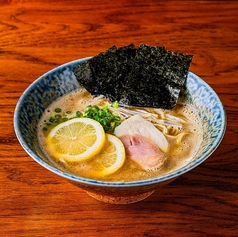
73, 44, 137, 101
90, 44, 137, 101
73, 43, 193, 109
123, 44, 193, 108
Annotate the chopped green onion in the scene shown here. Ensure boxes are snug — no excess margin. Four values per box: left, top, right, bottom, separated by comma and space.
111, 101, 119, 108
55, 114, 62, 119
54, 108, 62, 113
43, 104, 122, 133
75, 111, 82, 117
49, 117, 55, 123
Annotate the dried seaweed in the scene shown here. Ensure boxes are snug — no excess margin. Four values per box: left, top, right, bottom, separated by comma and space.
90, 44, 137, 101
123, 44, 193, 108
73, 43, 193, 109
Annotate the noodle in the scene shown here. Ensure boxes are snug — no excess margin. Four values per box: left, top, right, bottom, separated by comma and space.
37, 88, 203, 181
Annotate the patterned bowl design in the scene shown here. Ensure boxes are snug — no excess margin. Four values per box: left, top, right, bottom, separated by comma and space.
14, 58, 226, 204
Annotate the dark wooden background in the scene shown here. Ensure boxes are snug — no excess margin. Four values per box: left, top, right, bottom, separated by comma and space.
0, 1, 237, 236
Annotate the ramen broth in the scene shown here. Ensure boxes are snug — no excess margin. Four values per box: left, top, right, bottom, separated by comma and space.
37, 88, 203, 182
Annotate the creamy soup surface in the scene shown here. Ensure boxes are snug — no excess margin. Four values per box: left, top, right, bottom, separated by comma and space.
37, 88, 203, 182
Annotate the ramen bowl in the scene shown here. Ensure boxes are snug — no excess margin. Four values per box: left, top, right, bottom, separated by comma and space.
14, 57, 226, 204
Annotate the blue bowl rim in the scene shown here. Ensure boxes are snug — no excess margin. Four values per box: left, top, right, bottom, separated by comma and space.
14, 57, 227, 188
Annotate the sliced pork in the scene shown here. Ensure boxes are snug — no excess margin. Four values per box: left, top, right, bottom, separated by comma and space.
114, 114, 169, 152
119, 134, 166, 171
114, 115, 168, 171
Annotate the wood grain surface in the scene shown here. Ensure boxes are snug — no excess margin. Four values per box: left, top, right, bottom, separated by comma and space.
0, 0, 237, 236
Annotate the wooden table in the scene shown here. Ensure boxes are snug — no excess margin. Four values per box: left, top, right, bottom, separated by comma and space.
1, 0, 237, 236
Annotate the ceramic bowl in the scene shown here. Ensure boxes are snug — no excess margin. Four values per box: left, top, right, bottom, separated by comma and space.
14, 57, 226, 204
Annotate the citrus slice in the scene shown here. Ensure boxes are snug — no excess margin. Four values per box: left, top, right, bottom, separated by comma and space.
45, 118, 106, 162
87, 134, 126, 177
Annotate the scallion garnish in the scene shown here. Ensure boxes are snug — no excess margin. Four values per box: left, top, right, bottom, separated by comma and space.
42, 102, 121, 132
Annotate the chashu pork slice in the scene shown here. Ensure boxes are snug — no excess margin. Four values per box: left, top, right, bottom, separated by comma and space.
114, 115, 169, 171
114, 115, 169, 152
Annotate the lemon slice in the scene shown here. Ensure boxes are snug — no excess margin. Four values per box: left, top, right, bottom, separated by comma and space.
46, 118, 106, 162
87, 134, 126, 177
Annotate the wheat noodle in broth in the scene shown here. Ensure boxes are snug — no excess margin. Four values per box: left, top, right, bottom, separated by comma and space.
37, 88, 203, 182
